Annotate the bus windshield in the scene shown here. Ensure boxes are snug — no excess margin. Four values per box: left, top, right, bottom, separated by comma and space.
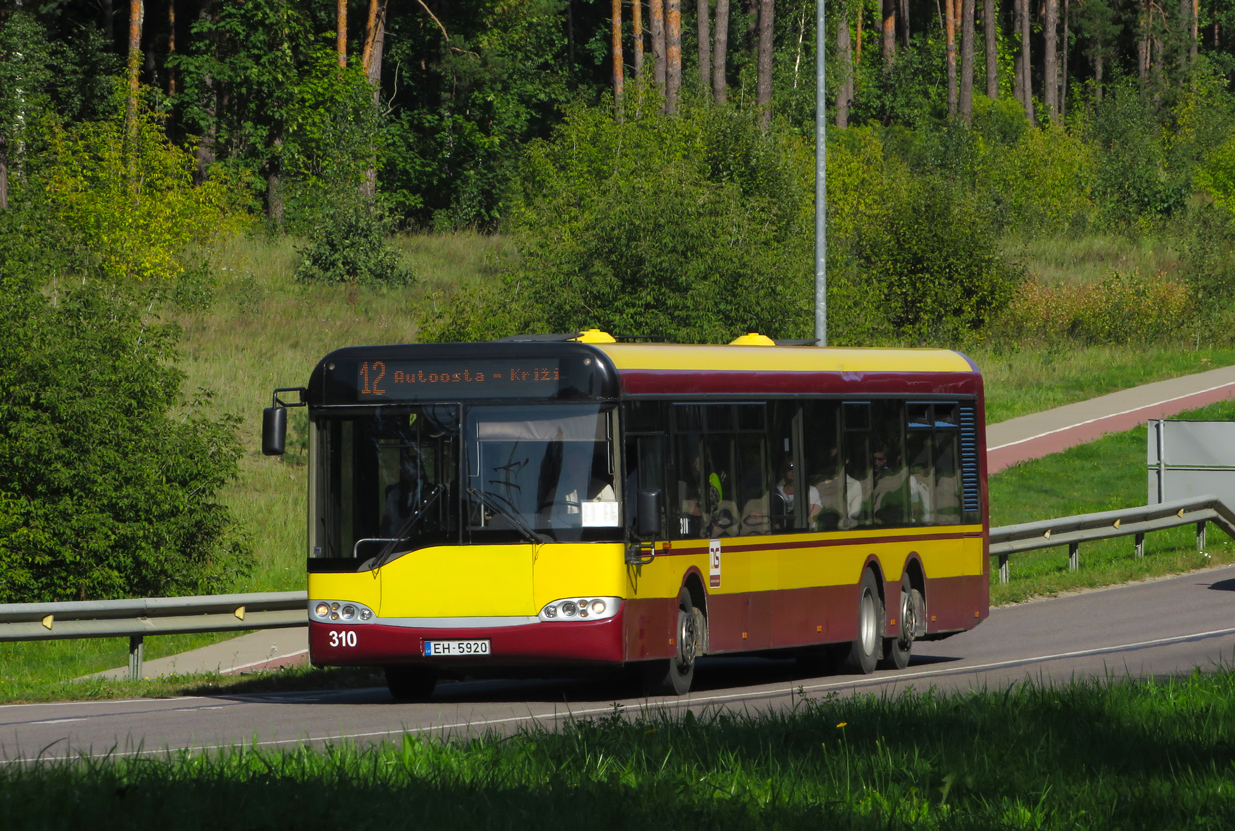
311, 402, 619, 562
466, 404, 618, 535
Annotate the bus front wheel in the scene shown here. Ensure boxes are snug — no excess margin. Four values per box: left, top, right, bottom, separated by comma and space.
844, 570, 883, 675
385, 665, 437, 702
643, 588, 703, 696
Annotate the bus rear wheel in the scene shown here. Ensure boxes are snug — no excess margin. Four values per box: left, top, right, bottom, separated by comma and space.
385, 665, 437, 701
880, 575, 921, 670
642, 588, 703, 696
844, 570, 883, 675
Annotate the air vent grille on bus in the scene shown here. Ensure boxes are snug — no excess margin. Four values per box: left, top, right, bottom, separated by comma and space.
959, 406, 981, 516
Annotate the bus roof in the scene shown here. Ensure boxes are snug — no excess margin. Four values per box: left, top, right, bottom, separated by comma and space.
592, 344, 978, 375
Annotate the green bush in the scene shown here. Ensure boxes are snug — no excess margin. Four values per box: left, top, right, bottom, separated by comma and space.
0, 229, 251, 602
34, 89, 252, 283
854, 177, 1022, 344
420, 100, 813, 344
294, 198, 415, 286
995, 271, 1194, 346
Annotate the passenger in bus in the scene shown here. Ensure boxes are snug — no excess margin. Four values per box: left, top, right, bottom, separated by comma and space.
813, 448, 861, 530
908, 450, 934, 524
771, 454, 821, 528
871, 447, 909, 525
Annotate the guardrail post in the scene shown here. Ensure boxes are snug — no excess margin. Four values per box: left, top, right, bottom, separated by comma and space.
1135, 532, 1145, 558
128, 635, 144, 681
999, 553, 1009, 584
1197, 521, 1207, 554
1069, 542, 1079, 572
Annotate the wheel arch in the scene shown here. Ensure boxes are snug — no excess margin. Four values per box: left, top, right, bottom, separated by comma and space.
679, 567, 709, 653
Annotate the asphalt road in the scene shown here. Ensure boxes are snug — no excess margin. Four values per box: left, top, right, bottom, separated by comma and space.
6, 564, 1235, 763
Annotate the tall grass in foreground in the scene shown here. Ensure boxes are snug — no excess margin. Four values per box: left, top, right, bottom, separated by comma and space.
5, 670, 1235, 829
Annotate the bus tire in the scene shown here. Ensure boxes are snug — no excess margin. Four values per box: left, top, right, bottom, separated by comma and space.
844, 569, 883, 675
385, 665, 437, 701
642, 588, 703, 696
879, 575, 917, 670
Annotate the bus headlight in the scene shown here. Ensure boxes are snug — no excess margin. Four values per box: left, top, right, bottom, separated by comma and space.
311, 600, 376, 623
538, 597, 622, 622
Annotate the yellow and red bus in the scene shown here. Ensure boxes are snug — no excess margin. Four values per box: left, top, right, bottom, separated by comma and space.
263, 331, 989, 699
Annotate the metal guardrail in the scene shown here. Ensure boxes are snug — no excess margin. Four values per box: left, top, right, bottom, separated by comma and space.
0, 591, 307, 680
2, 495, 1232, 681
988, 494, 1235, 584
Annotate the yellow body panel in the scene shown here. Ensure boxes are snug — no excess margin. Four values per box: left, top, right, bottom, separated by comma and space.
309, 528, 984, 614
375, 544, 536, 617
532, 543, 627, 606
627, 526, 984, 599
309, 569, 382, 610
594, 344, 976, 375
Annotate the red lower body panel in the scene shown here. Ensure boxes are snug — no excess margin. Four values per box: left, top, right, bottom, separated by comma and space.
310, 614, 627, 668
311, 574, 988, 668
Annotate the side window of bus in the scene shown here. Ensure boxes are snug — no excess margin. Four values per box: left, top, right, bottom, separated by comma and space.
802, 401, 846, 531
765, 401, 804, 533
624, 400, 667, 537
870, 400, 908, 527
673, 406, 706, 539
843, 402, 873, 528
906, 401, 962, 525
671, 404, 765, 538
735, 404, 770, 536
933, 403, 962, 525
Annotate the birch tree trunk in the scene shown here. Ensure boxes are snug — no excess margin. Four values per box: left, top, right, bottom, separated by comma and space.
698, 0, 711, 95
612, 0, 625, 109
362, 0, 387, 199
126, 0, 144, 130
985, 0, 997, 97
167, 0, 176, 96
652, 0, 667, 94
634, 0, 644, 77
667, 0, 682, 113
337, 0, 347, 67
882, 0, 896, 65
837, 10, 852, 128
1044, 0, 1058, 120
1018, 0, 1034, 122
946, 0, 957, 116
757, 0, 773, 128
960, 0, 975, 122
712, 0, 729, 102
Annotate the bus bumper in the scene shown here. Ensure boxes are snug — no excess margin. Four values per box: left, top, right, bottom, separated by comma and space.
309, 609, 628, 668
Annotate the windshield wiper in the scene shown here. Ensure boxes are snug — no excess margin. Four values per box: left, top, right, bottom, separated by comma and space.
466, 487, 552, 545
366, 484, 447, 570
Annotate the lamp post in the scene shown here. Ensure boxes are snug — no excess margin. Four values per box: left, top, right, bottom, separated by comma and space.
814, 0, 827, 347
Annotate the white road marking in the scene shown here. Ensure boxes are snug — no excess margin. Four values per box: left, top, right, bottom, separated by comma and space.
988, 381, 1235, 451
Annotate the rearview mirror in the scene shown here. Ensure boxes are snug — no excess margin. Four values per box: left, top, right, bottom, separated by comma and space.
262, 406, 287, 456
637, 488, 663, 538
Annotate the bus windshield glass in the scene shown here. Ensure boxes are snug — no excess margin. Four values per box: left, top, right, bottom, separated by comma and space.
311, 402, 620, 562
312, 404, 461, 562
466, 404, 619, 535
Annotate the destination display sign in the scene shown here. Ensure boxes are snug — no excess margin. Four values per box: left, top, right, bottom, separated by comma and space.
357, 359, 562, 397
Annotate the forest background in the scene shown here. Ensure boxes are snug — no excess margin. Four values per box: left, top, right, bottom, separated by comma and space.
4, 0, 1235, 603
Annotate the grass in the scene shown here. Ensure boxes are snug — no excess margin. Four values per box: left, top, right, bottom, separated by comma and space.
1005, 232, 1183, 286
4, 669, 1235, 829
973, 345, 1234, 424
0, 665, 380, 705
